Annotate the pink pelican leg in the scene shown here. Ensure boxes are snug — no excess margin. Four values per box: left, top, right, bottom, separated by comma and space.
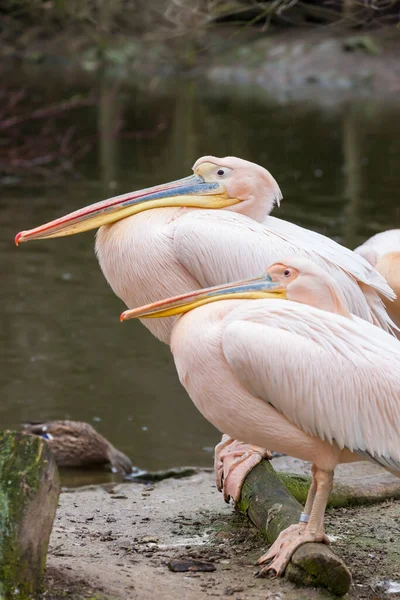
255, 464, 319, 559
257, 466, 332, 576
214, 435, 272, 503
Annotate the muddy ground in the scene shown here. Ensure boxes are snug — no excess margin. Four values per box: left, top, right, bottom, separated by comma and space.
41, 461, 400, 600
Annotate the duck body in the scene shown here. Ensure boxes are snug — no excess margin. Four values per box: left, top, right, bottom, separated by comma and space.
23, 420, 132, 475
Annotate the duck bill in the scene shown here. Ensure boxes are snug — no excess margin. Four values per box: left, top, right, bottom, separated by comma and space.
120, 275, 287, 321
15, 174, 235, 244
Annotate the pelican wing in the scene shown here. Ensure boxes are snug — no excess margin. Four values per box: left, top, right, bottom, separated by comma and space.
221, 300, 400, 471
174, 211, 395, 331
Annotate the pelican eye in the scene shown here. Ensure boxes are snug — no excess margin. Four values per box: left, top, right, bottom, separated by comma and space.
217, 169, 225, 176
284, 269, 291, 277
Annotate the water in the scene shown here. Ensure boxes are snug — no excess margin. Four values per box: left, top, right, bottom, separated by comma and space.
1, 69, 400, 484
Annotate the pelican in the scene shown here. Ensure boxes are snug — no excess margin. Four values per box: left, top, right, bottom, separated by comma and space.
121, 257, 400, 576
15, 156, 396, 500
355, 229, 400, 335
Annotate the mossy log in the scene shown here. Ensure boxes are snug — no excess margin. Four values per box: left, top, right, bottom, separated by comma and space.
278, 470, 400, 508
0, 431, 60, 599
236, 460, 351, 597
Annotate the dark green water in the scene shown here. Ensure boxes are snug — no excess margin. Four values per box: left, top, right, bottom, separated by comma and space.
1, 70, 400, 484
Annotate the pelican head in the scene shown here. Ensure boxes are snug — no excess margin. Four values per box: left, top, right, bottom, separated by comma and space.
193, 156, 282, 221
15, 156, 282, 244
120, 258, 350, 321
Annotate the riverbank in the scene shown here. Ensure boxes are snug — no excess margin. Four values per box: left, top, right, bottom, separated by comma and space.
205, 28, 400, 104
2, 25, 400, 105
41, 460, 400, 600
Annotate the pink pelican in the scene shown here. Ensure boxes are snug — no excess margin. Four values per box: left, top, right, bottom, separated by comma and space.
121, 257, 400, 576
15, 156, 396, 500
355, 229, 400, 336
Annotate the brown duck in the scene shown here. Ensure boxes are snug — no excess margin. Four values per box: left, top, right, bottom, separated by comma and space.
23, 420, 133, 475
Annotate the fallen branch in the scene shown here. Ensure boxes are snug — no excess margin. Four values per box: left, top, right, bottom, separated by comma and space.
278, 469, 400, 508
0, 96, 96, 131
236, 460, 352, 596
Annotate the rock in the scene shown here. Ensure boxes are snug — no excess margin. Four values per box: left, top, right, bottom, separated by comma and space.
139, 536, 159, 544
0, 431, 60, 599
168, 559, 216, 573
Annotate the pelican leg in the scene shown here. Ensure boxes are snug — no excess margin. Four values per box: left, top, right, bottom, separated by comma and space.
300, 462, 319, 521
214, 434, 235, 492
214, 435, 272, 503
255, 466, 318, 562
257, 466, 332, 577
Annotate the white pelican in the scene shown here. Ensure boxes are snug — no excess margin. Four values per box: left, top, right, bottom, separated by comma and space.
121, 257, 400, 576
15, 156, 396, 500
355, 229, 400, 336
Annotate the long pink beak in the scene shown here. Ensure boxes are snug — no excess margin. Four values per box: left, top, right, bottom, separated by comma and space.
15, 174, 229, 244
120, 274, 286, 320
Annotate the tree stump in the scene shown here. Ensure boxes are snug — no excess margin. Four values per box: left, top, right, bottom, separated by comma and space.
237, 460, 352, 596
0, 431, 60, 599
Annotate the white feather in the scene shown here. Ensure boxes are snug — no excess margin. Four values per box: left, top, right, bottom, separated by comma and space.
175, 211, 396, 331
220, 300, 400, 466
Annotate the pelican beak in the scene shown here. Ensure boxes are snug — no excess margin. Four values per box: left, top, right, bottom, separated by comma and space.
15, 174, 235, 244
120, 274, 286, 321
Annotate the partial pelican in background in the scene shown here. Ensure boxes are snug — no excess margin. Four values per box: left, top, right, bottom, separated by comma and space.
121, 257, 400, 576
355, 229, 400, 336
15, 156, 396, 499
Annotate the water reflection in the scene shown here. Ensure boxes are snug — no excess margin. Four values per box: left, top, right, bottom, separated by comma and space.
1, 71, 400, 483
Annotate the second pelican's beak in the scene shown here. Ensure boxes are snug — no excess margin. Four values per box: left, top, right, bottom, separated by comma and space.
120, 274, 286, 321
15, 174, 234, 244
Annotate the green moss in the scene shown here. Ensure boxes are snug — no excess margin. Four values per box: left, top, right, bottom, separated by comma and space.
277, 473, 310, 505
287, 556, 350, 597
302, 556, 346, 594
235, 481, 252, 515
0, 434, 39, 597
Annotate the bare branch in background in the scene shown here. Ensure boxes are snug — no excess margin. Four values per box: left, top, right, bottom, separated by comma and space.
0, 82, 96, 183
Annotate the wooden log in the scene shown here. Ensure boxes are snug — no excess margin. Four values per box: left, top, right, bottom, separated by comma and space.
236, 460, 351, 597
278, 470, 400, 508
0, 431, 60, 599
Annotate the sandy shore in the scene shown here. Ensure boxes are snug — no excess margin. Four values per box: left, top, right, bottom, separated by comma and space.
42, 460, 400, 600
